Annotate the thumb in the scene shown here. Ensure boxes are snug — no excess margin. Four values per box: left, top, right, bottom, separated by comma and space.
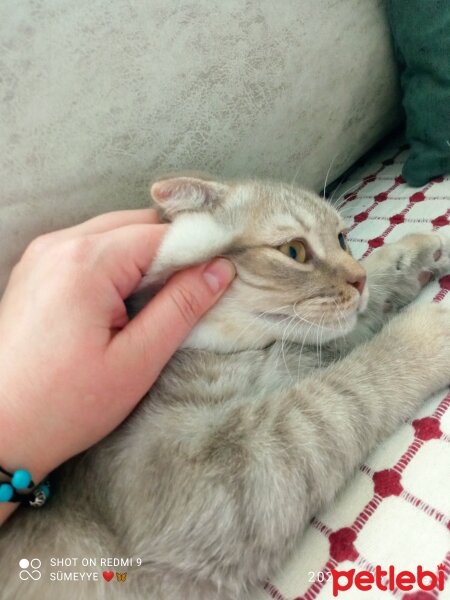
110, 258, 235, 388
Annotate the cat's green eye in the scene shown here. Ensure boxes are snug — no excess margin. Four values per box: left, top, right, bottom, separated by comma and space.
278, 240, 307, 263
338, 232, 347, 251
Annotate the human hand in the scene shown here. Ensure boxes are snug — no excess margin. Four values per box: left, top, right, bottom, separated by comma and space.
0, 209, 235, 485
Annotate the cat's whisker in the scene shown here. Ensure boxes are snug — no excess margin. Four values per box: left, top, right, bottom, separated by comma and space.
275, 316, 290, 371
322, 154, 338, 201
329, 299, 342, 355
314, 312, 321, 366
296, 316, 316, 384
290, 160, 303, 188
275, 313, 295, 373
330, 179, 364, 212
328, 172, 358, 206
334, 178, 364, 205
316, 312, 326, 369
292, 304, 317, 328
280, 315, 297, 380
242, 310, 295, 365
227, 304, 292, 350
332, 298, 347, 352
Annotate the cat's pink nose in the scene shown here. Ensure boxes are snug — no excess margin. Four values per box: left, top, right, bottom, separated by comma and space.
348, 275, 366, 295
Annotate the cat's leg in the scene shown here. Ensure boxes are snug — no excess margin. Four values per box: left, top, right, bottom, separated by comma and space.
127, 302, 450, 600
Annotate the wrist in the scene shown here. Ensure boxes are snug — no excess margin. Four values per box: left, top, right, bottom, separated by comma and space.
0, 386, 54, 525
0, 384, 57, 486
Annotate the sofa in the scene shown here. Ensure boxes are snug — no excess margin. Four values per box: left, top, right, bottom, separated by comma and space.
1, 1, 448, 598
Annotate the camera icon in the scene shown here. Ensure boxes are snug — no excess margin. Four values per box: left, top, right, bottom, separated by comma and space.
19, 558, 42, 581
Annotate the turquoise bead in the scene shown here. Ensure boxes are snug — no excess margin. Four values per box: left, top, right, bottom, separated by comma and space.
11, 469, 32, 490
0, 483, 13, 502
39, 484, 50, 498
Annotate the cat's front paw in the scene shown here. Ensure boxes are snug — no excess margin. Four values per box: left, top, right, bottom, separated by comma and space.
366, 233, 450, 314
392, 232, 449, 281
434, 231, 450, 276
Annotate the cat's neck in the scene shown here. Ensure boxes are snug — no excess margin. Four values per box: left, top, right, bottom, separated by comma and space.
182, 301, 276, 352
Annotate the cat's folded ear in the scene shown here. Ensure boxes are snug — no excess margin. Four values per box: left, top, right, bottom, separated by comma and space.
150, 177, 229, 220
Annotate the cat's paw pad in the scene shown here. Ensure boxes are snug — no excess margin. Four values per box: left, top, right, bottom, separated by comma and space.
413, 232, 450, 289
434, 232, 450, 272
418, 270, 433, 288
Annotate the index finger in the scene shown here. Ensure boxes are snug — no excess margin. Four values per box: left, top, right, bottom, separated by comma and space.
51, 208, 160, 240
94, 223, 169, 299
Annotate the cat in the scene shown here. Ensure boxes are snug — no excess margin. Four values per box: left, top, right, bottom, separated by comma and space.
1, 176, 450, 600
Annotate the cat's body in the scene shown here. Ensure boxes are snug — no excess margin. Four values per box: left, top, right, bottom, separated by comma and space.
1, 177, 450, 600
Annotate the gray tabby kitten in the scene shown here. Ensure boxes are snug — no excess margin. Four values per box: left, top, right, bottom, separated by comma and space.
1, 177, 450, 600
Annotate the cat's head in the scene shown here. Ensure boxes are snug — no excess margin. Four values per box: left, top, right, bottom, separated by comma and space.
135, 175, 368, 352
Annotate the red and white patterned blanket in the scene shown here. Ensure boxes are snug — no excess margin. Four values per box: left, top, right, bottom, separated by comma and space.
257, 141, 450, 600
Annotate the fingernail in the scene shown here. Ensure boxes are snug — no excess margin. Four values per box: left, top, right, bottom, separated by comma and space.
203, 258, 235, 294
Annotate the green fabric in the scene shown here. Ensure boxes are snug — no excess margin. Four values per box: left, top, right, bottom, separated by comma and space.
387, 0, 450, 187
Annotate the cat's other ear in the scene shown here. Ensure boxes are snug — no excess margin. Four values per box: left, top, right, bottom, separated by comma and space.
150, 177, 229, 220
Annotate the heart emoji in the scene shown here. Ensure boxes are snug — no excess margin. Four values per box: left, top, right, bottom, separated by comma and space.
102, 571, 114, 582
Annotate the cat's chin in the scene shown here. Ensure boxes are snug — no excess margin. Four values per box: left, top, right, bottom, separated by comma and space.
309, 312, 358, 343
261, 307, 358, 334
182, 308, 359, 353
270, 312, 358, 345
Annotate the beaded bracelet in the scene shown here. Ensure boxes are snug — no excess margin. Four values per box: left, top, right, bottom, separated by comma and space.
0, 466, 50, 508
